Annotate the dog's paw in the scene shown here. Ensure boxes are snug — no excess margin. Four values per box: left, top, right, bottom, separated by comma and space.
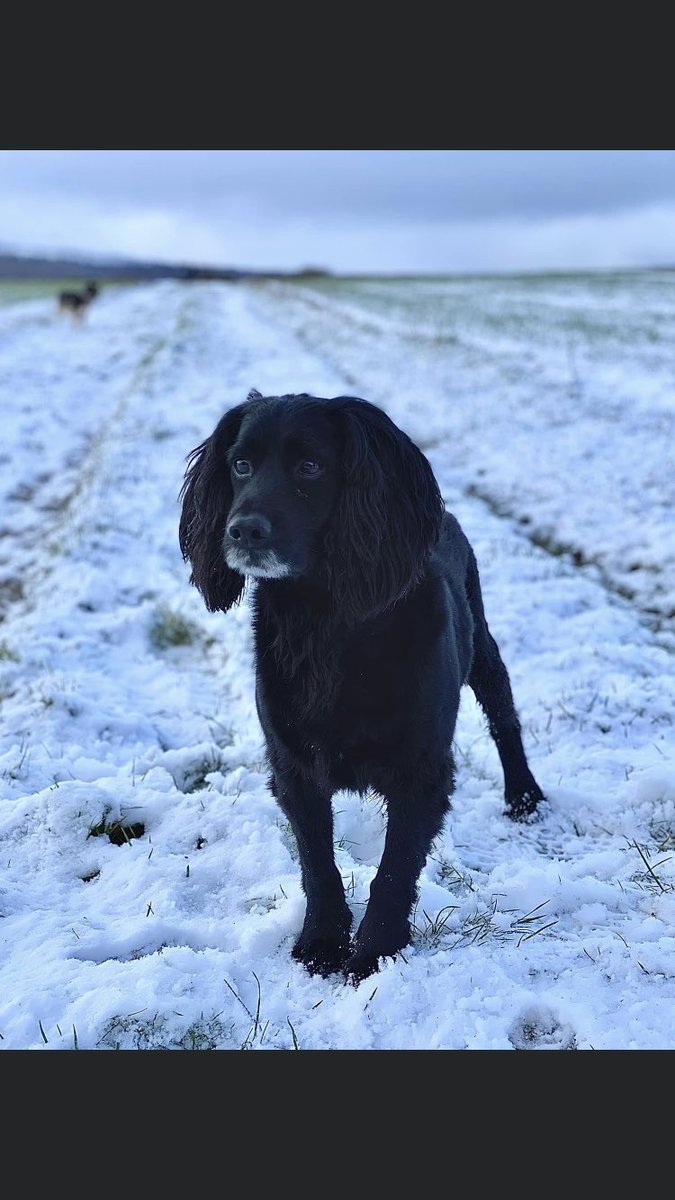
292, 935, 351, 977
343, 950, 382, 984
505, 783, 546, 822
343, 920, 410, 984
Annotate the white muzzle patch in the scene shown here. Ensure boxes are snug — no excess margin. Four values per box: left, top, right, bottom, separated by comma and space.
225, 546, 291, 579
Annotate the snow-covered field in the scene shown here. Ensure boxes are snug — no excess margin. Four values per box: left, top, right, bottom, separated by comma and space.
0, 273, 673, 1050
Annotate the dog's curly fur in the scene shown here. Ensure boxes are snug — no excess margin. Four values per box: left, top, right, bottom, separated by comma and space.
180, 390, 544, 981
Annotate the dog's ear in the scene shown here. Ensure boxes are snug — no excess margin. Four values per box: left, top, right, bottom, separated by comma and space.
179, 403, 248, 612
326, 398, 445, 623
246, 387, 263, 401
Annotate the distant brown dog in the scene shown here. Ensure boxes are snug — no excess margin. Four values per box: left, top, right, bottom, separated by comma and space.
58, 281, 99, 322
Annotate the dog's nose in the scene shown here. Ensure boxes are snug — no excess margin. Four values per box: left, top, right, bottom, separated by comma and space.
227, 514, 272, 548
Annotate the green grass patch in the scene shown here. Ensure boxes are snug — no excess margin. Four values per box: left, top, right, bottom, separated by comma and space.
149, 604, 201, 651
88, 810, 145, 846
0, 279, 84, 305
0, 279, 130, 306
97, 1011, 233, 1050
171, 748, 226, 793
0, 641, 19, 662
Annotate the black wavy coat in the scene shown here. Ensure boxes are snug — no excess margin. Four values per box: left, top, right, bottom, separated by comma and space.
180, 390, 544, 981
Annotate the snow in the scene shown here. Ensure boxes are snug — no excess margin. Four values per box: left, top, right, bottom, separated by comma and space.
0, 273, 673, 1050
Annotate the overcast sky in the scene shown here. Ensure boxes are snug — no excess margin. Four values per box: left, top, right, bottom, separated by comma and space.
1, 150, 674, 274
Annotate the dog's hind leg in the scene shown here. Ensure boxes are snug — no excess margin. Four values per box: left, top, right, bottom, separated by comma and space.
271, 770, 353, 976
466, 554, 545, 820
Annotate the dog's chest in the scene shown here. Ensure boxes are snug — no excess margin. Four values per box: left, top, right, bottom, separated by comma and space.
254, 588, 450, 759
262, 618, 425, 732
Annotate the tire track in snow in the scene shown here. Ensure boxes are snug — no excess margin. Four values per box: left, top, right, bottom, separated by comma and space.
463, 480, 674, 649
0, 286, 189, 624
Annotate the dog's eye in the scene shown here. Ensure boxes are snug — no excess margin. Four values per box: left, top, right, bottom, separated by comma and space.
233, 459, 252, 477
298, 461, 321, 477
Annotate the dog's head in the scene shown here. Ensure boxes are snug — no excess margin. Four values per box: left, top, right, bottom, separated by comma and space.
179, 390, 444, 622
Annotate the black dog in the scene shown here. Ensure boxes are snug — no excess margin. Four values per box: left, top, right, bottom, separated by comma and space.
58, 281, 98, 321
179, 390, 544, 981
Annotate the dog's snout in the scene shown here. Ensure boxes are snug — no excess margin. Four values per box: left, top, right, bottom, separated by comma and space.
227, 514, 272, 547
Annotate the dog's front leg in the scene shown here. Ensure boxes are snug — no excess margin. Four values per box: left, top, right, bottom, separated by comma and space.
345, 780, 452, 982
271, 770, 353, 976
